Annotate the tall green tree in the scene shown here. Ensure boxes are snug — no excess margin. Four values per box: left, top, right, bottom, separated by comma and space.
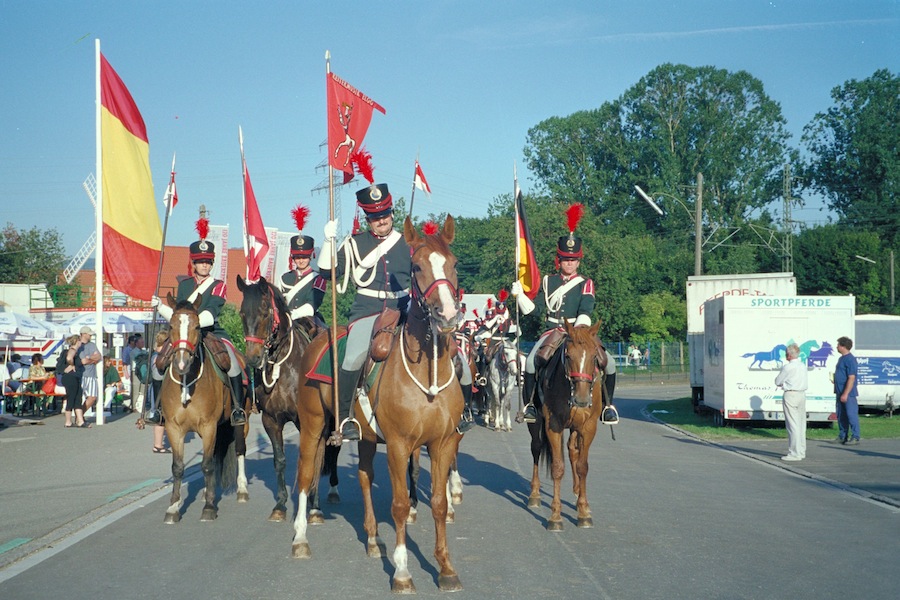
0, 223, 67, 284
801, 69, 900, 246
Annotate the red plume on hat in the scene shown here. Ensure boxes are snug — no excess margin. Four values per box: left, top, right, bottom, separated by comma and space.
350, 147, 375, 184
566, 203, 585, 234
291, 204, 310, 232
195, 217, 209, 240
498, 289, 509, 303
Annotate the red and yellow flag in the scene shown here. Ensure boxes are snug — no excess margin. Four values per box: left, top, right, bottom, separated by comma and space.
515, 182, 540, 300
100, 53, 162, 300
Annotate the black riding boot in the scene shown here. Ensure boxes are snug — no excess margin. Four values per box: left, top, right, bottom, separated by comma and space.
229, 375, 247, 426
457, 385, 475, 434
144, 379, 163, 424
601, 372, 619, 424
333, 367, 361, 443
522, 372, 538, 423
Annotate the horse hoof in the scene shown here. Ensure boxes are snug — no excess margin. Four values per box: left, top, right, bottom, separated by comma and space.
406, 509, 417, 524
438, 574, 463, 592
291, 543, 312, 559
308, 510, 325, 525
237, 491, 250, 503
451, 492, 462, 505
546, 520, 564, 532
200, 508, 218, 522
163, 512, 181, 524
367, 539, 386, 558
327, 492, 341, 504
445, 511, 455, 524
527, 496, 541, 509
391, 576, 416, 594
577, 517, 594, 529
268, 509, 286, 522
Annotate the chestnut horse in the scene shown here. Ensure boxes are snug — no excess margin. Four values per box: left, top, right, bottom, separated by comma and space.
292, 216, 465, 592
236, 275, 340, 522
159, 295, 246, 523
526, 320, 609, 531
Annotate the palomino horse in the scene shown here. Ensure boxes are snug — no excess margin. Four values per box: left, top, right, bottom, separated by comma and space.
487, 337, 519, 432
159, 295, 247, 523
236, 275, 340, 522
526, 320, 609, 531
292, 216, 464, 592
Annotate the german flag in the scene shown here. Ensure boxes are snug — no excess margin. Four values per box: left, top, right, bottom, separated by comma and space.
99, 52, 162, 301
514, 182, 540, 300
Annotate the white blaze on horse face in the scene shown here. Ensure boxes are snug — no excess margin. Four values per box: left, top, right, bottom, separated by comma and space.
175, 313, 191, 371
427, 252, 458, 322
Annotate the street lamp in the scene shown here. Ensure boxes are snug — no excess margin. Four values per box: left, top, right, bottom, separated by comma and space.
634, 172, 705, 276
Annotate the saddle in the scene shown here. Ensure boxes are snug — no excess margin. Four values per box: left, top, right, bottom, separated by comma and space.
370, 307, 402, 362
203, 333, 233, 372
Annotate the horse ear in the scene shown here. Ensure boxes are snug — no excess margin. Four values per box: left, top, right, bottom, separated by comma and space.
589, 320, 601, 336
236, 274, 246, 292
192, 296, 202, 311
442, 215, 455, 245
166, 292, 176, 308
404, 216, 420, 245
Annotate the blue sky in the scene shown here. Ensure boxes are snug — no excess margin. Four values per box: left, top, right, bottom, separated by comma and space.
1, 1, 897, 256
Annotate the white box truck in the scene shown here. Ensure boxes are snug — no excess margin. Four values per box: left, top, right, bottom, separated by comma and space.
702, 295, 854, 426
854, 314, 900, 411
686, 273, 797, 409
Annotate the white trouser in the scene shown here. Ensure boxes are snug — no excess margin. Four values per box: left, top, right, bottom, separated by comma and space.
783, 390, 807, 458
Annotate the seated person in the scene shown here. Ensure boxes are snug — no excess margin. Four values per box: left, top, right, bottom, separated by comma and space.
5, 353, 24, 393
103, 353, 125, 410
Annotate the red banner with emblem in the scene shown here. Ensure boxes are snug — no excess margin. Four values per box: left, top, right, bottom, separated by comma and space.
326, 72, 385, 179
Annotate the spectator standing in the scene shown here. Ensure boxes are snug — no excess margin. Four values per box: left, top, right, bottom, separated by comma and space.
834, 336, 860, 445
774, 343, 808, 461
77, 326, 102, 415
60, 334, 87, 428
122, 334, 137, 378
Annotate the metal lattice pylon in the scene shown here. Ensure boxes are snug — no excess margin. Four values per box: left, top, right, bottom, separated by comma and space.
63, 174, 98, 283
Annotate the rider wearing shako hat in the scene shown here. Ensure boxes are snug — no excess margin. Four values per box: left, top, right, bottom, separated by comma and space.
152, 217, 247, 426
318, 155, 413, 444
279, 205, 327, 327
511, 204, 614, 424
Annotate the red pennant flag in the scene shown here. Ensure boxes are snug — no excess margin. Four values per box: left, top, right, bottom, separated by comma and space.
99, 53, 163, 301
163, 156, 178, 216
327, 72, 385, 178
515, 181, 540, 300
240, 130, 269, 281
414, 160, 431, 194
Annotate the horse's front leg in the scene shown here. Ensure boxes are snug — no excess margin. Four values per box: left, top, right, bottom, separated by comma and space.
164, 425, 185, 524
428, 438, 463, 592
358, 439, 385, 557
199, 428, 219, 521
545, 422, 566, 532
387, 442, 415, 593
235, 420, 250, 503
527, 419, 543, 508
407, 448, 420, 524
325, 444, 341, 504
262, 413, 288, 521
291, 428, 324, 558
573, 418, 597, 529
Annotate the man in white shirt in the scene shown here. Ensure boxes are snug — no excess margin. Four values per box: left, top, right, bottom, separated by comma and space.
774, 343, 808, 461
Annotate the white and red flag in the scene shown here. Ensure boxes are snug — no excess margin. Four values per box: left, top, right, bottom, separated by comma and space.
239, 127, 269, 281
414, 160, 431, 194
163, 152, 178, 216
326, 72, 385, 180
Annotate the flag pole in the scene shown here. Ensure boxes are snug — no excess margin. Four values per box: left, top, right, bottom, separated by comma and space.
513, 163, 524, 419
94, 39, 106, 425
408, 153, 419, 219
325, 51, 340, 438
239, 126, 249, 280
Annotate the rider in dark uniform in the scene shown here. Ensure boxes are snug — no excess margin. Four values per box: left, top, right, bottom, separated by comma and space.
512, 204, 598, 423
153, 218, 247, 426
279, 205, 326, 326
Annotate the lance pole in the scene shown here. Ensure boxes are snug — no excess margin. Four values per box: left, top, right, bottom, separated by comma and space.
325, 51, 341, 437
513, 164, 524, 416
408, 152, 419, 219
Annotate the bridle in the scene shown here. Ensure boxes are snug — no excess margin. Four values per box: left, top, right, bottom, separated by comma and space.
243, 284, 295, 388
563, 335, 600, 407
409, 244, 460, 334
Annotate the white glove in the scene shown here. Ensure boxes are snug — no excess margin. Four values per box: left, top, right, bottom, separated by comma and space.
517, 292, 535, 315
290, 305, 314, 320
198, 311, 214, 328
511, 281, 523, 297
157, 302, 173, 320
150, 295, 160, 308
323, 219, 339, 242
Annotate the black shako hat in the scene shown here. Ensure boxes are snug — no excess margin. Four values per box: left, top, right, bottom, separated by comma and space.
190, 217, 215, 262
289, 235, 315, 258
557, 235, 583, 259
356, 183, 393, 220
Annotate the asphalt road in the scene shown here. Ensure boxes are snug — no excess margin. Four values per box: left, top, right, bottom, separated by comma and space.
1, 381, 897, 599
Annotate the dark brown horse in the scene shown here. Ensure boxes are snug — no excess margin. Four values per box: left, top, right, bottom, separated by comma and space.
160, 295, 245, 523
236, 275, 340, 523
292, 216, 465, 592
526, 320, 608, 530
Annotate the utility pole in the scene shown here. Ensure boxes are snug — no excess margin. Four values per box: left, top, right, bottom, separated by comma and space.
892, 249, 896, 307
694, 172, 703, 276
783, 164, 794, 273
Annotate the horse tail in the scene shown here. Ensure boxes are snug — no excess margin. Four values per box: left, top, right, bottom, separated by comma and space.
214, 420, 238, 492
740, 353, 755, 358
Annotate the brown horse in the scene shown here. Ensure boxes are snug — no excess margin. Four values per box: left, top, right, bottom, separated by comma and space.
236, 275, 339, 523
292, 216, 464, 592
160, 295, 245, 523
526, 320, 608, 531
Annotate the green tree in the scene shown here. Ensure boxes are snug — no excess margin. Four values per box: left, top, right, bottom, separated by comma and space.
0, 223, 67, 284
801, 69, 900, 246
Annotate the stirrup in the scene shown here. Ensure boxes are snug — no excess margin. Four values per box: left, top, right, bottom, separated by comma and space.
456, 418, 474, 434
230, 408, 247, 426
144, 409, 161, 425
601, 405, 619, 425
339, 417, 361, 441
522, 403, 537, 424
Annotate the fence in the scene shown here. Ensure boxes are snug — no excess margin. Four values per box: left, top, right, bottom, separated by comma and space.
606, 340, 688, 383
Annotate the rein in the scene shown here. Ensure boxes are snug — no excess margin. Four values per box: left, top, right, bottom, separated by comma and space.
245, 286, 295, 389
